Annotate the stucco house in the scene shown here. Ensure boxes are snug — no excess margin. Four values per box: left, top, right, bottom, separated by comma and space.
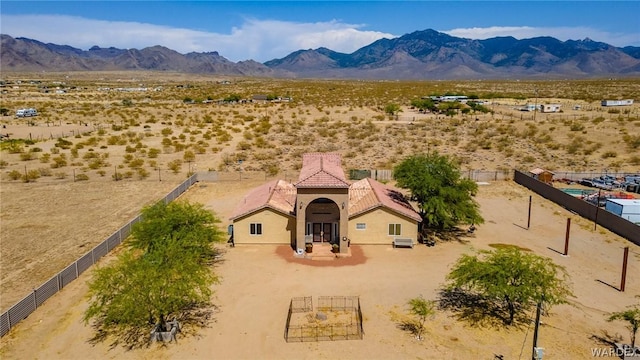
229, 153, 421, 254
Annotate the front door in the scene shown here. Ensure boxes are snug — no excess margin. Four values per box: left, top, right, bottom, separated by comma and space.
312, 223, 332, 242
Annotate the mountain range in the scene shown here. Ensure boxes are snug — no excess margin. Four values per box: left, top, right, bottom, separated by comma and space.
2, 29, 640, 79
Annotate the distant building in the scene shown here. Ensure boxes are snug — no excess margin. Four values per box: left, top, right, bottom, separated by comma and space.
540, 104, 561, 113
522, 104, 538, 112
529, 168, 554, 184
605, 199, 640, 224
601, 99, 634, 106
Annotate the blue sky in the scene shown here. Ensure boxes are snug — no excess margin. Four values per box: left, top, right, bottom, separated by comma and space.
1, 1, 639, 62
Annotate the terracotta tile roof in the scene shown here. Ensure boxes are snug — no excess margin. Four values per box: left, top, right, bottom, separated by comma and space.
349, 178, 422, 222
295, 153, 350, 188
229, 179, 297, 220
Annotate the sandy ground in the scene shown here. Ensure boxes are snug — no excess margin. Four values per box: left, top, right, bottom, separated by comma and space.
0, 180, 638, 359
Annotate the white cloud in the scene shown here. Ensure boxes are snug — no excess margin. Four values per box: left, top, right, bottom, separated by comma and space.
0, 15, 395, 62
443, 26, 640, 47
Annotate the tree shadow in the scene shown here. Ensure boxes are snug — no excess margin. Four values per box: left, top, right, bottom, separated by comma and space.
590, 330, 623, 347
420, 227, 472, 246
396, 319, 421, 339
87, 303, 215, 350
437, 288, 530, 329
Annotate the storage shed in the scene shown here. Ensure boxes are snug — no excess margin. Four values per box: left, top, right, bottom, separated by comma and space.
530, 168, 554, 184
605, 199, 640, 224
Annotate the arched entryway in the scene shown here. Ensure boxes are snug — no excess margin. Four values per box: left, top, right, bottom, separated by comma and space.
305, 198, 340, 243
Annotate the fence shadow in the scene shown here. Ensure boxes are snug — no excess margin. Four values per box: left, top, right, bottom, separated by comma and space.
595, 279, 620, 292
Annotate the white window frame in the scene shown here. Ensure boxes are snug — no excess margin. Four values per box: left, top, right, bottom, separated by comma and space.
355, 223, 367, 230
250, 223, 263, 235
388, 223, 401, 236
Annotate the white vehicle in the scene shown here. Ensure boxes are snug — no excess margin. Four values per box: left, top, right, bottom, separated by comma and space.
15, 108, 37, 117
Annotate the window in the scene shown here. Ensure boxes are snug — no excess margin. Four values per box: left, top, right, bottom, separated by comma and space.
250, 223, 262, 235
356, 223, 366, 230
388, 223, 401, 236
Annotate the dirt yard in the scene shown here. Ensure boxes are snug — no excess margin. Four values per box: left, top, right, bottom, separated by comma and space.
0, 180, 638, 359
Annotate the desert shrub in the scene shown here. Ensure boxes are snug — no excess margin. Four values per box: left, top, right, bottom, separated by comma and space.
0, 159, 7, 168
173, 143, 185, 152
112, 171, 123, 181
75, 173, 89, 181
569, 123, 585, 131
4, 141, 24, 154
601, 151, 617, 159
125, 145, 137, 153
55, 138, 73, 149
7, 170, 22, 180
38, 167, 52, 177
128, 158, 144, 169
629, 155, 640, 166
168, 159, 183, 174
19, 152, 36, 161
147, 148, 160, 158
97, 170, 106, 177
70, 148, 79, 158
88, 157, 109, 169
107, 136, 120, 145
622, 134, 640, 150
137, 168, 150, 179
29, 147, 42, 153
51, 155, 68, 168
39, 153, 51, 164
22, 169, 40, 182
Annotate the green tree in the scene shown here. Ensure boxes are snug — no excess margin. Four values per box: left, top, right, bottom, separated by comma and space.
446, 247, 572, 325
407, 296, 436, 340
84, 202, 225, 347
410, 98, 437, 113
384, 103, 402, 117
393, 152, 482, 230
607, 306, 640, 348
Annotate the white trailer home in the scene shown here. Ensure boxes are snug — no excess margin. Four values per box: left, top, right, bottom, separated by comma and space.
601, 99, 634, 106
15, 108, 37, 117
605, 199, 640, 224
540, 104, 561, 113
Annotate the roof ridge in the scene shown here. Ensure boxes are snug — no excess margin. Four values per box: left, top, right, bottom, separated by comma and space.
367, 177, 382, 204
295, 168, 350, 187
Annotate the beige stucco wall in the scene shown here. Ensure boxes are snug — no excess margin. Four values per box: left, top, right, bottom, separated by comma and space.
348, 207, 418, 245
233, 208, 295, 245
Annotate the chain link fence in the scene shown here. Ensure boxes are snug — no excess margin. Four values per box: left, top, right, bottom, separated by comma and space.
0, 174, 198, 338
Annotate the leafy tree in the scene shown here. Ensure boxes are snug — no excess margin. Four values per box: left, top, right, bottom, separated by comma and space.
384, 103, 402, 117
445, 247, 572, 325
410, 98, 437, 113
393, 152, 483, 230
223, 94, 242, 102
84, 202, 225, 347
407, 296, 436, 340
607, 306, 640, 348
